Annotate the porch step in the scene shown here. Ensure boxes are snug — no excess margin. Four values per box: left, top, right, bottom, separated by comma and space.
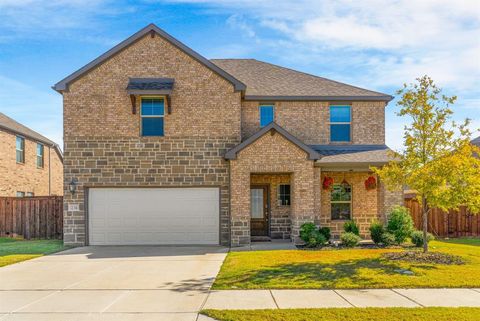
251, 236, 272, 242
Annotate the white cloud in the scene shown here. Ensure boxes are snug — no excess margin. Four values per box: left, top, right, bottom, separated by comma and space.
167, 0, 480, 93
0, 0, 134, 40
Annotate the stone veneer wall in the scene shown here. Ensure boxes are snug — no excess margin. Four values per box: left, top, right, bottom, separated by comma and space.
241, 101, 386, 145
250, 174, 292, 239
63, 137, 235, 245
0, 130, 63, 196
229, 131, 315, 246
62, 33, 242, 246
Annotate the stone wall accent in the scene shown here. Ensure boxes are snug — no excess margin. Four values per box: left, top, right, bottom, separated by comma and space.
251, 174, 291, 239
230, 131, 315, 246
62, 33, 241, 246
0, 130, 63, 196
63, 137, 235, 246
241, 101, 386, 145
320, 171, 379, 238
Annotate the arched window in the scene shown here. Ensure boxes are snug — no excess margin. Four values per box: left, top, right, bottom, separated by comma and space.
331, 183, 352, 220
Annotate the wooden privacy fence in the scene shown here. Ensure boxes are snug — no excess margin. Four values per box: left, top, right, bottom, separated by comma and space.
0, 196, 63, 239
405, 197, 480, 237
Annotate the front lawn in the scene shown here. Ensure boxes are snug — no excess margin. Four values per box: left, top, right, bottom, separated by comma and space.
202, 307, 480, 321
214, 239, 480, 289
0, 237, 66, 267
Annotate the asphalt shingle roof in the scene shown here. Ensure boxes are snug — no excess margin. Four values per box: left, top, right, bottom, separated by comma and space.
471, 136, 480, 147
211, 59, 392, 100
0, 112, 57, 146
311, 144, 396, 165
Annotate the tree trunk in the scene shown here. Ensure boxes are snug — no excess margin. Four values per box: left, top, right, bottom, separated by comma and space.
422, 195, 429, 253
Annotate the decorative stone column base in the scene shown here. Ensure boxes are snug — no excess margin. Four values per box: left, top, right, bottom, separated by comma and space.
231, 217, 250, 247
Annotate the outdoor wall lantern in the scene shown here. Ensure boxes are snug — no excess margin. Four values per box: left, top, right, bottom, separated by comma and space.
68, 178, 78, 195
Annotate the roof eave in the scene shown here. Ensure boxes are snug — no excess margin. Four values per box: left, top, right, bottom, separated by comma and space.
53, 23, 246, 93
315, 161, 390, 167
244, 95, 394, 102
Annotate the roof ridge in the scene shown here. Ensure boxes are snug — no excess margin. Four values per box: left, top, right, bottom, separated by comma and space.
54, 24, 246, 92
248, 59, 391, 97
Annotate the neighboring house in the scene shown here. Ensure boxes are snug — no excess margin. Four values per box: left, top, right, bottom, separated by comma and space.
54, 24, 402, 247
471, 136, 480, 148
0, 112, 63, 197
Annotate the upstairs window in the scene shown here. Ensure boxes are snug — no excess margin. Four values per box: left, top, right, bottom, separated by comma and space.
259, 104, 274, 127
26, 192, 34, 197
278, 184, 291, 206
16, 136, 25, 163
16, 191, 25, 198
37, 143, 44, 168
331, 183, 352, 220
141, 97, 164, 136
330, 105, 351, 142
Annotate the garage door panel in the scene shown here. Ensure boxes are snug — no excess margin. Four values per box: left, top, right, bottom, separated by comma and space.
88, 188, 219, 245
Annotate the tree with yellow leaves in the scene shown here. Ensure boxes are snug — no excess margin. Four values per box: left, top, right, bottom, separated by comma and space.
373, 76, 480, 253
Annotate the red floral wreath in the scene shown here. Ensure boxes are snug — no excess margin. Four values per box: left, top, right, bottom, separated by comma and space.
365, 176, 377, 190
323, 176, 334, 190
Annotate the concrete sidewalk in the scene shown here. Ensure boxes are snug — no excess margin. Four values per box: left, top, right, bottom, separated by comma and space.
203, 288, 480, 309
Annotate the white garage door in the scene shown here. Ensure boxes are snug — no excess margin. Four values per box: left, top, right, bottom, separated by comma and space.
88, 188, 219, 245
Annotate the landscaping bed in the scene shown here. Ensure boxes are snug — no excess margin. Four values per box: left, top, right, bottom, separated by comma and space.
0, 237, 66, 267
213, 239, 480, 289
203, 307, 480, 321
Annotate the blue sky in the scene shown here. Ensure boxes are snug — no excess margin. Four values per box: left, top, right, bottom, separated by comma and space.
0, 0, 479, 150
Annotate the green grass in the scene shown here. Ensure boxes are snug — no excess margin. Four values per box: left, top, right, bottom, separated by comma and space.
213, 240, 480, 289
202, 308, 480, 321
440, 238, 480, 246
0, 237, 66, 267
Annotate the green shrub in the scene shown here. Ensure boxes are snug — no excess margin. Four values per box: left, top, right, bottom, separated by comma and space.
381, 232, 396, 246
387, 206, 414, 244
341, 232, 361, 248
318, 227, 331, 242
411, 230, 435, 247
369, 220, 385, 245
300, 223, 326, 248
343, 220, 360, 236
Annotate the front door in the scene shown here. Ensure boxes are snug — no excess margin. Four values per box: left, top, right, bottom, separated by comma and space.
250, 185, 269, 236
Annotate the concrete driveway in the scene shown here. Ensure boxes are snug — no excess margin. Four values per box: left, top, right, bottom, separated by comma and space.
0, 246, 228, 321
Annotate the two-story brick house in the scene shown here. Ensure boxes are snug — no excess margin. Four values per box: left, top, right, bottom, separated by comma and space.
54, 24, 402, 247
0, 112, 63, 197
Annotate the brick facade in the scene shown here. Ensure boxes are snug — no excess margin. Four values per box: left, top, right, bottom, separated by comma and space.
242, 101, 385, 144
60, 27, 401, 247
62, 33, 241, 246
0, 130, 63, 197
320, 171, 380, 238
229, 131, 315, 246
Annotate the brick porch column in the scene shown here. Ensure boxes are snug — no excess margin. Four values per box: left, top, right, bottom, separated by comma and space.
290, 164, 316, 243
230, 161, 251, 246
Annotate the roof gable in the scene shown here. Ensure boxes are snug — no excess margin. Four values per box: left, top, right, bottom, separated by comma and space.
225, 122, 320, 160
211, 59, 393, 101
53, 24, 246, 93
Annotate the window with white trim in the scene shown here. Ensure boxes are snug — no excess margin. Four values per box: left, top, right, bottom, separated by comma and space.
37, 143, 44, 168
16, 136, 24, 163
